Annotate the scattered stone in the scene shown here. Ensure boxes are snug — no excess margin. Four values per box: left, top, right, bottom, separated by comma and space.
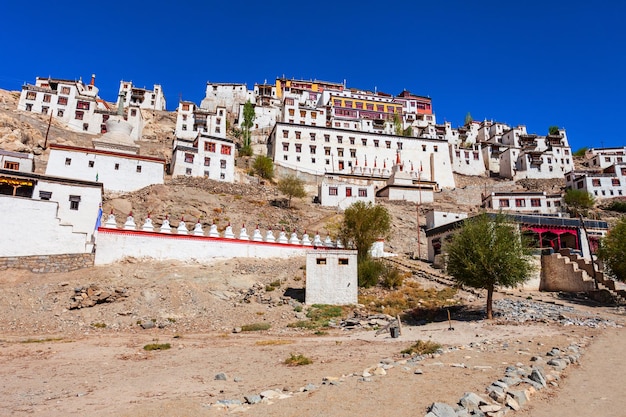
244, 394, 261, 404
215, 399, 241, 406
303, 383, 317, 392
427, 402, 457, 417
372, 367, 387, 376
140, 321, 155, 329
506, 390, 528, 407
68, 284, 127, 309
259, 389, 281, 399
458, 392, 487, 409
529, 368, 547, 388
505, 396, 521, 411
414, 369, 424, 375
479, 404, 502, 413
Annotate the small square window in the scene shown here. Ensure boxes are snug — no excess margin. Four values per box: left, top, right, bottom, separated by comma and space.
185, 168, 192, 175
220, 173, 225, 179
136, 165, 142, 173
69, 195, 81, 211
39, 191, 52, 200
65, 158, 72, 166
338, 258, 349, 265
316, 258, 327, 265
88, 161, 95, 168
114, 163, 120, 170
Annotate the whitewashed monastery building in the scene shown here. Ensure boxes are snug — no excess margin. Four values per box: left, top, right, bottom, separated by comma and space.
45, 117, 165, 192
118, 81, 166, 111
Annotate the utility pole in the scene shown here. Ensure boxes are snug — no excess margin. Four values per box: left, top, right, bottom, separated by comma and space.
416, 169, 422, 260
43, 110, 53, 149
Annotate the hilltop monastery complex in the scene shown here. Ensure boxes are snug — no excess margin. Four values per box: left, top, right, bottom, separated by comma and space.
3, 72, 625, 298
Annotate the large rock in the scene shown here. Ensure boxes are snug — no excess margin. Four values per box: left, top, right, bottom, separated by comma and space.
459, 392, 487, 410
529, 368, 547, 388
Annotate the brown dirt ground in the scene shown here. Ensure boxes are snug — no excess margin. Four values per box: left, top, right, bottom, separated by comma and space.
0, 259, 624, 417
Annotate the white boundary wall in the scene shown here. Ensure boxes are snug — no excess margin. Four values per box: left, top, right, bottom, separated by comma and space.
0, 197, 90, 256
94, 228, 336, 265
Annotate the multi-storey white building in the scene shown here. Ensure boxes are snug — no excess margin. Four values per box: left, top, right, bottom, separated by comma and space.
18, 75, 144, 139
268, 122, 455, 189
450, 143, 486, 176
45, 118, 165, 193
566, 164, 626, 199
201, 82, 252, 116
171, 133, 235, 182
498, 128, 574, 180
18, 75, 108, 135
585, 147, 626, 169
175, 101, 226, 141
481, 191, 564, 215
118, 81, 166, 111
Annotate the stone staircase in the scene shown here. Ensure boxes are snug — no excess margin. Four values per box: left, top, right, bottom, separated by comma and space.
557, 248, 626, 304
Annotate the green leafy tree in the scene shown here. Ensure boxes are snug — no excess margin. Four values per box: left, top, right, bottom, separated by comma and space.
240, 101, 255, 156
573, 147, 588, 157
339, 202, 392, 264
393, 114, 403, 136
252, 155, 274, 180
464, 112, 473, 125
564, 189, 595, 217
277, 175, 307, 208
444, 213, 534, 319
597, 217, 626, 282
548, 126, 560, 136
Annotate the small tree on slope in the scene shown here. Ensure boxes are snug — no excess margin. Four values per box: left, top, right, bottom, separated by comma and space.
444, 213, 534, 319
597, 217, 626, 282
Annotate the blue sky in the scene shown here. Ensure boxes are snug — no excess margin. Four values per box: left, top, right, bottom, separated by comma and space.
1, 1, 624, 151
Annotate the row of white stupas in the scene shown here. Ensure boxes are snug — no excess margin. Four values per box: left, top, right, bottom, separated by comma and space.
102, 212, 343, 247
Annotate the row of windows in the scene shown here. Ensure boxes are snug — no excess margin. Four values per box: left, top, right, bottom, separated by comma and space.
64, 158, 143, 173
332, 99, 401, 113
287, 108, 319, 118
38, 191, 82, 210
184, 167, 226, 180
280, 130, 439, 153
24, 92, 82, 109
593, 189, 623, 196
455, 151, 480, 160
316, 257, 350, 265
327, 187, 368, 197
183, 153, 228, 169
588, 178, 622, 187
202, 142, 231, 155
181, 124, 221, 134
498, 199, 561, 208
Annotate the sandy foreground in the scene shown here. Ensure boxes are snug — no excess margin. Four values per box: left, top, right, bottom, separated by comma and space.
0, 260, 624, 417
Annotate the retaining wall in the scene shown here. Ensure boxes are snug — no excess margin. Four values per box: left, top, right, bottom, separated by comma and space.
0, 253, 94, 273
